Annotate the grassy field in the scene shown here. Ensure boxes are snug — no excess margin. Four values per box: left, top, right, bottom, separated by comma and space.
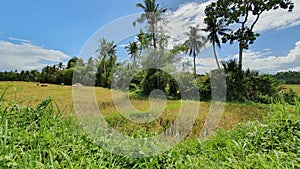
1, 85, 299, 168
287, 84, 300, 95
0, 81, 268, 137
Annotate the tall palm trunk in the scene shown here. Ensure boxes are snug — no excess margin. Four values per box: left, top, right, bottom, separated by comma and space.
152, 32, 157, 49
110, 56, 114, 73
133, 54, 137, 69
238, 43, 243, 69
213, 43, 221, 69
103, 61, 107, 87
193, 52, 196, 77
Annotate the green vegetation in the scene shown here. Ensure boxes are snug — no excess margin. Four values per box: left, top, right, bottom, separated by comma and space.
0, 0, 298, 167
287, 84, 300, 95
183, 25, 207, 76
0, 0, 295, 105
0, 81, 268, 131
1, 87, 299, 168
274, 71, 300, 84
204, 0, 294, 68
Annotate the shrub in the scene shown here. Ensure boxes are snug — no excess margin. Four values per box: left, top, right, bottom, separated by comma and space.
277, 88, 300, 105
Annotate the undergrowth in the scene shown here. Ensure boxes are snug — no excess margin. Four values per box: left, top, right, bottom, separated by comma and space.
0, 86, 299, 168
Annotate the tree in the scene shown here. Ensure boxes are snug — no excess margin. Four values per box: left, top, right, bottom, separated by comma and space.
107, 41, 117, 72
66, 57, 84, 69
125, 41, 139, 69
136, 29, 150, 58
84, 57, 96, 86
96, 38, 117, 87
57, 62, 65, 71
134, 0, 167, 49
205, 0, 294, 68
184, 26, 207, 76
96, 38, 109, 86
202, 17, 228, 69
29, 70, 40, 82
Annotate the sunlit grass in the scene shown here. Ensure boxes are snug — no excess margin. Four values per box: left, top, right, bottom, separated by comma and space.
1, 89, 299, 168
286, 84, 300, 95
0, 81, 268, 139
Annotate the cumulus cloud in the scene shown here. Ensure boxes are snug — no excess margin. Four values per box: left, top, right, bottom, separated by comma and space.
163, 0, 300, 74
253, 0, 300, 32
180, 40, 300, 74
240, 40, 300, 74
165, 0, 300, 45
165, 1, 211, 46
0, 40, 70, 71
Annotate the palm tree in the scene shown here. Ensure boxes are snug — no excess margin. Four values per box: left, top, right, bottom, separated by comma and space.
137, 29, 149, 54
125, 41, 139, 69
96, 38, 108, 85
96, 39, 117, 87
57, 62, 64, 71
106, 41, 117, 73
134, 0, 167, 49
203, 18, 228, 69
136, 29, 150, 65
184, 26, 207, 76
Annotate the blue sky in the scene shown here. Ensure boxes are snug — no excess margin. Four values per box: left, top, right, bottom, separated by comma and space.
0, 0, 299, 74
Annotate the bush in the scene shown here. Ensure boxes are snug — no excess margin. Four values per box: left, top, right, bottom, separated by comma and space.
277, 88, 300, 105
221, 60, 281, 103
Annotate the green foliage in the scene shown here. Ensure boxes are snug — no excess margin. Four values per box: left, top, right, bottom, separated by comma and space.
0, 0, 296, 106
96, 38, 117, 88
220, 59, 282, 103
66, 57, 83, 69
1, 97, 299, 168
222, 59, 246, 102
194, 101, 300, 168
0, 86, 9, 102
0, 70, 40, 82
125, 41, 139, 69
184, 25, 207, 76
197, 74, 211, 101
277, 88, 300, 105
274, 71, 300, 84
244, 71, 279, 103
202, 14, 228, 69
0, 57, 88, 86
204, 0, 294, 67
134, 0, 167, 49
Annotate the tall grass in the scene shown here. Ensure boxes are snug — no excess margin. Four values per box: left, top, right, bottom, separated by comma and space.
0, 88, 299, 168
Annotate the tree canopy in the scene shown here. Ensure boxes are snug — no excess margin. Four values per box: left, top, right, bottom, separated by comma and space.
204, 0, 294, 67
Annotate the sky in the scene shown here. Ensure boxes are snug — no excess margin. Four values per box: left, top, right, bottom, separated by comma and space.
0, 0, 299, 74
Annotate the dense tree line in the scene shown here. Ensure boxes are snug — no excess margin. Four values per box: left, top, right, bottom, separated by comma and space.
273, 71, 300, 84
0, 57, 84, 85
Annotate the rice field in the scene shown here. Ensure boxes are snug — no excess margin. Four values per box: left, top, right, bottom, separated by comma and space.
1, 81, 299, 168
0, 81, 268, 137
287, 84, 300, 95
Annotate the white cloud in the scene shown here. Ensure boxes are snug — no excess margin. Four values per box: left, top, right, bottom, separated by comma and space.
118, 44, 129, 48
165, 0, 300, 46
163, 0, 300, 74
165, 1, 211, 46
8, 37, 32, 44
253, 0, 300, 32
180, 40, 300, 74
0, 41, 70, 71
242, 40, 300, 74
